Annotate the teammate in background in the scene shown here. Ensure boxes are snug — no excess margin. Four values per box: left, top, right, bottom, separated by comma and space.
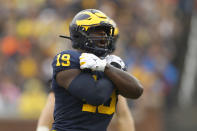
38, 9, 143, 131
37, 92, 55, 131
107, 95, 135, 131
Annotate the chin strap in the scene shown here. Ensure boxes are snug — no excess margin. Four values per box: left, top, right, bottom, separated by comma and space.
59, 35, 72, 40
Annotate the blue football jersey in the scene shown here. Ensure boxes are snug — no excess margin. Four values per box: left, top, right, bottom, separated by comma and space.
51, 50, 117, 131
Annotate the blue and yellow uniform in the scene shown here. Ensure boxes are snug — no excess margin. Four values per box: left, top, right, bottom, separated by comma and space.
51, 50, 117, 131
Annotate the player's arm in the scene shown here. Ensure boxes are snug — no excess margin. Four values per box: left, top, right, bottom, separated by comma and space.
56, 69, 114, 106
53, 51, 114, 106
36, 92, 55, 131
104, 63, 143, 99
80, 53, 143, 99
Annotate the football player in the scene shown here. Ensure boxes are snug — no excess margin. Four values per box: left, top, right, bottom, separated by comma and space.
38, 9, 143, 131
37, 18, 136, 131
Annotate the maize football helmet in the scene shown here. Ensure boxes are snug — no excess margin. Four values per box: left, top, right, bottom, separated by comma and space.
60, 9, 115, 56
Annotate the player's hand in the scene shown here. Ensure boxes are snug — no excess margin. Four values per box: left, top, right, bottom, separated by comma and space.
105, 55, 126, 71
80, 53, 107, 72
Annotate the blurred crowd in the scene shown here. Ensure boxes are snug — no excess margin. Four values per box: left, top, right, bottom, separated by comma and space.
0, 0, 185, 130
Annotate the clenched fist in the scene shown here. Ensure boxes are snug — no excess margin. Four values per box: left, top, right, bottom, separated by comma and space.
80, 53, 107, 72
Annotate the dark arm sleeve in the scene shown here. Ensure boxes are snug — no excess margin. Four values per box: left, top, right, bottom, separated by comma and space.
68, 72, 114, 106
